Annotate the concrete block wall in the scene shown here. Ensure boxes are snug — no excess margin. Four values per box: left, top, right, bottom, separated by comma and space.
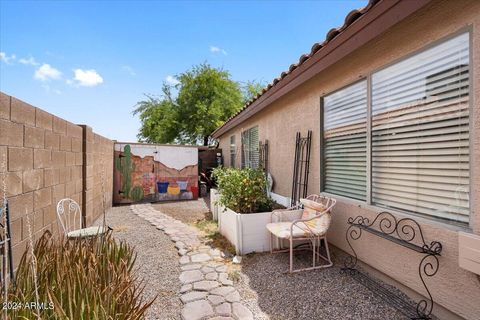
82, 126, 114, 226
0, 92, 114, 267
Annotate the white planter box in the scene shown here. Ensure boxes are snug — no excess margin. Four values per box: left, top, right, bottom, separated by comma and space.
218, 207, 273, 255
210, 188, 220, 221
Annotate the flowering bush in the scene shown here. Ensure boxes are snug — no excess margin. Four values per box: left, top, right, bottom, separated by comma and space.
212, 167, 273, 213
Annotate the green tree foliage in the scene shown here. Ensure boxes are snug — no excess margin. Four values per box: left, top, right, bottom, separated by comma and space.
134, 63, 258, 146
241, 80, 265, 105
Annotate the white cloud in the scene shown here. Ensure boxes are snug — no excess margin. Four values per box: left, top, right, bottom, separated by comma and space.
19, 56, 39, 66
40, 84, 61, 95
122, 65, 136, 76
165, 75, 179, 85
210, 46, 227, 55
71, 69, 103, 87
0, 52, 16, 64
34, 63, 62, 81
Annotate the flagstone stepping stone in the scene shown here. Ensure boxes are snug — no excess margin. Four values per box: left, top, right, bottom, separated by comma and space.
210, 286, 235, 297
180, 284, 192, 293
207, 294, 225, 306
179, 256, 191, 265
225, 291, 240, 303
193, 280, 220, 291
181, 300, 214, 320
181, 263, 202, 271
219, 273, 233, 286
191, 253, 211, 263
180, 291, 208, 303
232, 302, 254, 320
205, 272, 218, 280
201, 266, 215, 274
215, 302, 232, 315
180, 270, 203, 284
130, 204, 254, 320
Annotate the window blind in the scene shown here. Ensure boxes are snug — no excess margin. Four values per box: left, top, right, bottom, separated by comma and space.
230, 135, 236, 167
241, 126, 259, 168
323, 81, 367, 200
371, 33, 470, 223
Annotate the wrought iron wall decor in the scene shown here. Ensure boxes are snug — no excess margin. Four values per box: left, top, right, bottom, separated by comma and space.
290, 131, 312, 206
0, 201, 15, 292
259, 140, 269, 173
341, 211, 442, 320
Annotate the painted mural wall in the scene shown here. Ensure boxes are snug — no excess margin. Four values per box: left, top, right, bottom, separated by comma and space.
113, 143, 199, 204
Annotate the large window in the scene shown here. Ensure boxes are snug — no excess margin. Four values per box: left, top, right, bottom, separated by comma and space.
323, 80, 367, 201
322, 32, 470, 224
241, 126, 259, 168
230, 135, 236, 167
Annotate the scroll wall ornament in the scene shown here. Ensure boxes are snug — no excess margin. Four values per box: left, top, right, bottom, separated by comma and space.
342, 211, 442, 320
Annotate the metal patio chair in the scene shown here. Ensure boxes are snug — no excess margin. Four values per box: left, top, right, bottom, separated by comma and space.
266, 194, 336, 273
56, 198, 108, 239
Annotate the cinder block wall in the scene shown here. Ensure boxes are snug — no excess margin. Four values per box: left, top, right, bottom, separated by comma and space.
0, 92, 114, 267
83, 127, 113, 226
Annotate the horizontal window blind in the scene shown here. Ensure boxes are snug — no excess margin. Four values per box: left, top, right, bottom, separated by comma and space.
242, 126, 259, 169
230, 135, 236, 167
323, 81, 367, 200
371, 32, 470, 223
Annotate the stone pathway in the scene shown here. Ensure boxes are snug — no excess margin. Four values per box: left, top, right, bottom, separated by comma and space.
131, 204, 254, 320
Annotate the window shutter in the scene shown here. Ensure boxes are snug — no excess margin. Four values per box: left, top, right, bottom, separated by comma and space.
371, 33, 470, 223
323, 81, 367, 200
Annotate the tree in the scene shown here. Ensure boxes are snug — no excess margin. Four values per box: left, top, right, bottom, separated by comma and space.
134, 63, 244, 146
241, 80, 265, 105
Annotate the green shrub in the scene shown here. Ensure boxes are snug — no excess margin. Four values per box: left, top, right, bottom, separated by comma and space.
212, 167, 273, 213
8, 231, 154, 320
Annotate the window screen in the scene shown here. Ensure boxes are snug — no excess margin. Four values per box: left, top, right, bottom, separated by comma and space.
371, 32, 470, 223
323, 80, 367, 200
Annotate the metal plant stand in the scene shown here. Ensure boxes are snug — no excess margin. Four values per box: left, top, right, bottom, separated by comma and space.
290, 131, 312, 206
341, 211, 442, 320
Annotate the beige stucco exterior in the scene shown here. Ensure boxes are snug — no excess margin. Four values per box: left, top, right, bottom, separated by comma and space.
216, 1, 480, 318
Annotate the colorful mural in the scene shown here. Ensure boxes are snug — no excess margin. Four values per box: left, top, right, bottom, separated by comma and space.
113, 143, 199, 204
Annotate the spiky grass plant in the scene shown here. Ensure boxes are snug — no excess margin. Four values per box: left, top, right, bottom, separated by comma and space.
8, 231, 154, 320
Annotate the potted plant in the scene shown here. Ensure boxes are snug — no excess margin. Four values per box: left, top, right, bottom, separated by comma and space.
212, 167, 277, 255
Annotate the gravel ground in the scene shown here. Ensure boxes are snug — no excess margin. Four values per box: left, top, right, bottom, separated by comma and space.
152, 198, 210, 225
95, 201, 411, 320
237, 249, 408, 320
94, 206, 182, 320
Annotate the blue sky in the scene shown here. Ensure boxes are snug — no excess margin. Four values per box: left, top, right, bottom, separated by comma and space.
0, 0, 367, 142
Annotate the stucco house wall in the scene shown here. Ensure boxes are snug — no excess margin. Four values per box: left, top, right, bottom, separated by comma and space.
216, 1, 480, 318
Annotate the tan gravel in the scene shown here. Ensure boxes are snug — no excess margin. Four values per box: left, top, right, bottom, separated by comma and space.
94, 206, 182, 320
237, 250, 408, 320
152, 198, 210, 225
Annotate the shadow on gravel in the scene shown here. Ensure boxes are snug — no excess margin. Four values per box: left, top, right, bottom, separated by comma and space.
240, 248, 408, 320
